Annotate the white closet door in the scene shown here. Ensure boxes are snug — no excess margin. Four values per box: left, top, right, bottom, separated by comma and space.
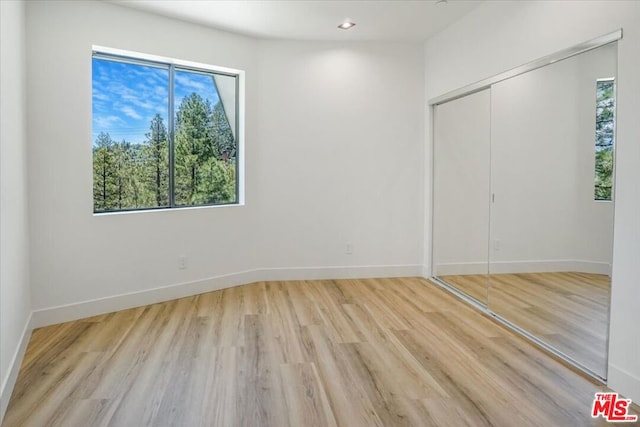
433, 89, 491, 303
488, 42, 616, 378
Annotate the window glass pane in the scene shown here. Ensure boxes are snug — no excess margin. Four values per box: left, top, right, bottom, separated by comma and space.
92, 57, 169, 212
92, 52, 241, 213
174, 69, 237, 206
594, 79, 615, 201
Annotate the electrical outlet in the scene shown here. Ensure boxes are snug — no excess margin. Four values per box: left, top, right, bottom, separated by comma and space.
345, 242, 353, 255
178, 255, 187, 270
493, 239, 500, 251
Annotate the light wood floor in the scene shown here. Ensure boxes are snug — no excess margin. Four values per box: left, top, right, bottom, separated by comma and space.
439, 272, 610, 376
437, 274, 489, 303
3, 277, 636, 427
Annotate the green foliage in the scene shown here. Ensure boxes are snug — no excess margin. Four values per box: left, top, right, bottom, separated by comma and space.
93, 95, 237, 212
594, 148, 613, 200
212, 102, 236, 159
174, 93, 236, 206
93, 132, 117, 211
594, 80, 615, 201
184, 158, 236, 205
93, 136, 150, 211
142, 114, 169, 207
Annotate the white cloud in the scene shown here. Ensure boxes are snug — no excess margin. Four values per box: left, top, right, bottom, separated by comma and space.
124, 95, 155, 110
94, 115, 124, 129
106, 82, 156, 110
175, 73, 207, 91
92, 89, 109, 101
153, 85, 168, 97
121, 105, 142, 120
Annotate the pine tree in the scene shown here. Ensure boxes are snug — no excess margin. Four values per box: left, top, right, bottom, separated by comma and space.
174, 93, 216, 205
142, 114, 169, 207
193, 158, 236, 204
93, 132, 118, 211
94, 92, 238, 211
212, 102, 236, 160
127, 144, 146, 209
113, 140, 133, 209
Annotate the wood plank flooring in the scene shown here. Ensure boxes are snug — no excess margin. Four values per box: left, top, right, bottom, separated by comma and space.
490, 272, 610, 376
439, 272, 610, 375
437, 274, 489, 303
3, 277, 637, 427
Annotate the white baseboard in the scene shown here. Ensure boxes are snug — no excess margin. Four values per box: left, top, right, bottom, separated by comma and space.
490, 260, 611, 275
31, 264, 422, 328
435, 260, 611, 276
608, 364, 640, 404
32, 269, 259, 328
434, 262, 488, 275
258, 264, 422, 281
0, 312, 33, 422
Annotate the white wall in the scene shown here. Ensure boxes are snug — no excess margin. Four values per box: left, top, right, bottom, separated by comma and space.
26, 0, 424, 319
255, 40, 424, 270
26, 0, 260, 313
425, 0, 640, 403
0, 0, 33, 419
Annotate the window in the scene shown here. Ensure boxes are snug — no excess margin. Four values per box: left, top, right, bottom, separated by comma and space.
92, 49, 241, 213
594, 78, 615, 201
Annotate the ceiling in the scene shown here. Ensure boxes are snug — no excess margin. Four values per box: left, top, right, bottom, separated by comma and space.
109, 0, 482, 42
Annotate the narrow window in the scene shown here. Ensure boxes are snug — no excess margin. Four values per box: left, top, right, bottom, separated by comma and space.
594, 78, 615, 201
92, 51, 241, 213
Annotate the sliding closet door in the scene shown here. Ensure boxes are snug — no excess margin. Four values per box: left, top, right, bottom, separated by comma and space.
488, 43, 616, 378
433, 89, 491, 304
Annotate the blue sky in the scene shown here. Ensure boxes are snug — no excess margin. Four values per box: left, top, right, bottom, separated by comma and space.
92, 58, 220, 145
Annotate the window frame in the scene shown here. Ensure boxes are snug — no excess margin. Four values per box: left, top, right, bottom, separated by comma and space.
92, 46, 245, 215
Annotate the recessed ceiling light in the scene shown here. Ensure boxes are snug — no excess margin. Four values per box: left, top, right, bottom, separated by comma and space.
338, 20, 356, 30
